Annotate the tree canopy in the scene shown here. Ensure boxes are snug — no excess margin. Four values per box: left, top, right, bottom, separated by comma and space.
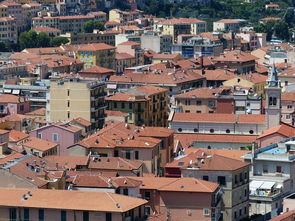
82, 21, 105, 33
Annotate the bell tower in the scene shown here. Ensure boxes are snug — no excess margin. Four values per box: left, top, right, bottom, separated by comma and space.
265, 65, 281, 129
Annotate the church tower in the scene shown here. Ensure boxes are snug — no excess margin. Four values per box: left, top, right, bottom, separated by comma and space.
265, 65, 281, 129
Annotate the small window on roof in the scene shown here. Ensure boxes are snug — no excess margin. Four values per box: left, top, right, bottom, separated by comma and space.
178, 128, 182, 132
210, 129, 214, 133
249, 130, 254, 134
178, 162, 184, 166
226, 129, 230, 133
194, 128, 198, 133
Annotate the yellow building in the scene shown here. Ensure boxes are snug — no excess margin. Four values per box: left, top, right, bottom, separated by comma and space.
106, 85, 169, 127
223, 73, 267, 98
77, 43, 116, 70
109, 9, 143, 23
154, 18, 207, 42
47, 76, 106, 129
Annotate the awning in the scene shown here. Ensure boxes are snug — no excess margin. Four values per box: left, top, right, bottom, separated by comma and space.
3, 89, 11, 93
276, 184, 283, 189
12, 89, 20, 95
260, 181, 275, 190
107, 84, 117, 89
250, 180, 263, 190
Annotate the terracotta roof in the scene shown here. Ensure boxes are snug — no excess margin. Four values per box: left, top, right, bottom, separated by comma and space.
166, 150, 250, 171
44, 156, 89, 169
174, 133, 257, 150
112, 177, 142, 188
77, 43, 115, 51
153, 53, 182, 60
33, 26, 61, 32
0, 153, 24, 166
130, 177, 218, 193
257, 124, 295, 139
0, 188, 147, 212
25, 108, 46, 116
260, 17, 281, 21
105, 92, 149, 102
66, 171, 118, 182
105, 110, 128, 117
240, 73, 268, 84
175, 87, 224, 99
71, 117, 91, 127
0, 94, 25, 103
88, 157, 143, 171
118, 41, 140, 46
161, 18, 206, 25
9, 130, 29, 143
279, 68, 295, 78
0, 16, 15, 22
270, 210, 295, 221
136, 85, 168, 95
215, 19, 240, 24
202, 69, 235, 81
139, 127, 174, 137
81, 65, 115, 74
115, 52, 134, 60
0, 129, 9, 135
23, 137, 58, 152
213, 50, 258, 62
72, 175, 111, 188
172, 112, 265, 124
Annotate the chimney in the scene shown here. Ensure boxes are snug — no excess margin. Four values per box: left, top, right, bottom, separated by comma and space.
200, 56, 204, 68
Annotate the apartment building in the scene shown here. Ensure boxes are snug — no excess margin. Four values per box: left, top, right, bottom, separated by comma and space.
47, 77, 106, 129
281, 91, 295, 126
116, 52, 136, 74
154, 18, 207, 43
0, 16, 17, 43
243, 137, 295, 219
32, 15, 94, 33
172, 36, 224, 58
1, 1, 24, 31
213, 19, 241, 32
140, 31, 172, 53
0, 5, 8, 17
60, 31, 118, 45
77, 43, 116, 69
166, 150, 250, 221
109, 9, 144, 23
237, 32, 267, 50
0, 94, 30, 117
212, 50, 257, 74
130, 177, 222, 220
117, 41, 144, 66
0, 188, 146, 221
106, 85, 169, 127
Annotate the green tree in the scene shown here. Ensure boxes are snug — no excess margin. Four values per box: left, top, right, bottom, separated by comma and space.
274, 21, 290, 41
83, 21, 105, 33
50, 37, 69, 46
37, 32, 51, 47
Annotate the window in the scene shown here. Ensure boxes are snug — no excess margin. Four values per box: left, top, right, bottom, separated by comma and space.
263, 165, 268, 173
239, 209, 242, 216
123, 188, 128, 195
178, 128, 182, 132
244, 172, 248, 180
128, 112, 133, 120
234, 211, 237, 219
244, 207, 247, 214
37, 133, 42, 139
135, 151, 139, 160
121, 102, 125, 109
240, 173, 243, 182
24, 208, 29, 221
129, 103, 133, 109
285, 81, 288, 86
226, 129, 230, 133
125, 151, 131, 159
287, 105, 293, 109
210, 129, 214, 133
185, 110, 190, 113
159, 140, 164, 150
20, 105, 24, 111
196, 100, 202, 105
276, 166, 282, 173
145, 207, 151, 216
114, 102, 117, 108
67, 90, 70, 96
61, 210, 66, 221
244, 189, 247, 197
203, 208, 210, 216
196, 110, 201, 113
217, 176, 226, 186
269, 97, 277, 106
38, 209, 44, 221
194, 128, 198, 133
249, 130, 254, 134
286, 115, 291, 119
235, 175, 238, 184
67, 111, 70, 119
185, 100, 191, 106
83, 211, 89, 221
52, 133, 59, 142
114, 150, 118, 157
203, 175, 209, 181
144, 191, 151, 200
9, 208, 16, 221
67, 101, 70, 107
106, 213, 112, 221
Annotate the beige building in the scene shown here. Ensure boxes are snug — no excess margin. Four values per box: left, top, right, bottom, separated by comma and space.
47, 77, 106, 129
154, 18, 207, 42
109, 9, 143, 23
213, 19, 241, 32
0, 17, 17, 43
0, 188, 146, 221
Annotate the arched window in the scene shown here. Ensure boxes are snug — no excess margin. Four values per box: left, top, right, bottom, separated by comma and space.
194, 128, 198, 133
210, 129, 214, 133
226, 129, 230, 134
178, 128, 182, 132
249, 130, 254, 134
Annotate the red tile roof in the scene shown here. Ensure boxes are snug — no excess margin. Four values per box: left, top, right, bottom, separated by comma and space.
71, 117, 92, 127
162, 18, 206, 25
25, 107, 46, 116
80, 65, 115, 74
257, 124, 295, 139
213, 50, 258, 62
23, 137, 58, 152
115, 52, 134, 60
215, 19, 240, 24
44, 156, 89, 169
0, 94, 25, 103
77, 43, 116, 51
9, 130, 29, 143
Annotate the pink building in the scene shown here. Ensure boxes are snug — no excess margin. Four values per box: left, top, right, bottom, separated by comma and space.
30, 124, 82, 156
0, 94, 30, 117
